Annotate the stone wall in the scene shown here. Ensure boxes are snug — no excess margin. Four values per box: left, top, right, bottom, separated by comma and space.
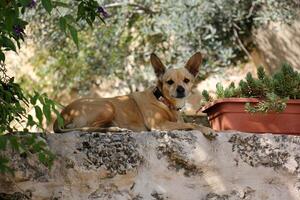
0, 131, 300, 200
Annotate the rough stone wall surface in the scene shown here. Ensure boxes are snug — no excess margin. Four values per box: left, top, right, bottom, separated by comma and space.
0, 131, 300, 200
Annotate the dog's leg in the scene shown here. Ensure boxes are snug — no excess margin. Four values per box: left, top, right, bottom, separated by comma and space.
193, 124, 217, 140
54, 101, 128, 133
55, 126, 132, 133
76, 127, 132, 133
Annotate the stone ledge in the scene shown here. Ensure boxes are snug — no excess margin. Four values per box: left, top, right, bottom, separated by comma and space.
0, 131, 300, 199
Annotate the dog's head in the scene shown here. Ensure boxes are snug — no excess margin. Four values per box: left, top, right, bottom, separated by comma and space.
150, 52, 202, 107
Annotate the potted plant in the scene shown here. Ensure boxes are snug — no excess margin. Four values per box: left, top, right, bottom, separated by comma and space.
199, 64, 300, 134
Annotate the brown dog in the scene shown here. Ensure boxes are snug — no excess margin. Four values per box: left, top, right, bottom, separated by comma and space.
53, 52, 213, 134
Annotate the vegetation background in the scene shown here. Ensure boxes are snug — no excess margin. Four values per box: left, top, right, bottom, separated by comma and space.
6, 0, 300, 102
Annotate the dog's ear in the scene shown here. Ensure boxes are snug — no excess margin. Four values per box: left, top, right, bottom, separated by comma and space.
150, 53, 166, 78
185, 52, 202, 77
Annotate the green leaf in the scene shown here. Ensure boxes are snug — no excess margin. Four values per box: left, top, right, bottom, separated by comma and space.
64, 14, 76, 23
0, 156, 13, 174
9, 136, 19, 152
1, 36, 17, 52
43, 103, 51, 124
21, 7, 26, 14
27, 114, 36, 127
59, 17, 67, 32
34, 106, 43, 126
30, 92, 39, 105
19, 0, 31, 6
24, 133, 36, 147
38, 151, 55, 168
85, 18, 93, 27
202, 90, 211, 102
0, 51, 5, 62
0, 136, 7, 150
89, 12, 96, 23
41, 0, 53, 13
38, 152, 46, 164
38, 94, 45, 105
32, 141, 45, 152
68, 25, 79, 48
54, 109, 64, 128
77, 2, 85, 21
3, 10, 16, 31
216, 82, 224, 98
52, 1, 69, 8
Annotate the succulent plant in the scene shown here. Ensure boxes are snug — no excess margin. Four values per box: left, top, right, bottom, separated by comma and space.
201, 64, 300, 112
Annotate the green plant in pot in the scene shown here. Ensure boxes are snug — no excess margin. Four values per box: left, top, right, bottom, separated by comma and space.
200, 64, 300, 134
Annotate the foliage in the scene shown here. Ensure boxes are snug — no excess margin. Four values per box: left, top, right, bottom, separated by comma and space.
18, 0, 299, 98
23, 13, 131, 97
245, 93, 287, 113
0, 0, 107, 174
0, 77, 63, 133
0, 75, 62, 173
202, 64, 300, 112
201, 90, 212, 103
0, 132, 55, 174
0, 0, 107, 63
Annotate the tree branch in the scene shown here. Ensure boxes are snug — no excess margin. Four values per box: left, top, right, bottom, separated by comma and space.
104, 2, 156, 15
233, 23, 253, 62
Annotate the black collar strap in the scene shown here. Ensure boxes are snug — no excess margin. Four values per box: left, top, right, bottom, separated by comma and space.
153, 87, 164, 101
153, 87, 182, 111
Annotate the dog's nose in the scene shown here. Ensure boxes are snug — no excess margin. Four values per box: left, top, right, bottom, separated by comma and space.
176, 85, 185, 94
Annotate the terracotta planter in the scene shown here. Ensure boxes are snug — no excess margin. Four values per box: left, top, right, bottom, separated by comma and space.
201, 98, 300, 135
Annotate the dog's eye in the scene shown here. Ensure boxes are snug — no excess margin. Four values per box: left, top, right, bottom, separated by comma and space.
184, 78, 190, 83
166, 79, 174, 85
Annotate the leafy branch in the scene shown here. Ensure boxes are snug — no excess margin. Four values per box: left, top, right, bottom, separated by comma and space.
0, 0, 108, 174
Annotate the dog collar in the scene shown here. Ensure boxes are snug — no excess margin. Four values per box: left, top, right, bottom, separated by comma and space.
153, 87, 182, 111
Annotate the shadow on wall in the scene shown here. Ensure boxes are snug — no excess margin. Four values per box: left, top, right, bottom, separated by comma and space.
253, 14, 300, 73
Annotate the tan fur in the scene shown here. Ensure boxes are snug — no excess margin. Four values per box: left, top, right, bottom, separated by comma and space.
53, 52, 213, 134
